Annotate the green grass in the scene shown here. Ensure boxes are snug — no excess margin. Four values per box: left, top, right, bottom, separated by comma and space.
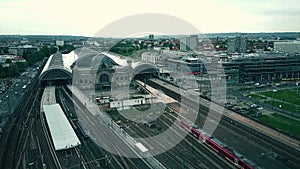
105, 109, 119, 115
265, 100, 300, 115
247, 94, 267, 101
260, 89, 300, 106
254, 89, 300, 115
257, 113, 300, 138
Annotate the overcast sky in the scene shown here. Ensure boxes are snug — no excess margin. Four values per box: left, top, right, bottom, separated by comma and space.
0, 0, 300, 37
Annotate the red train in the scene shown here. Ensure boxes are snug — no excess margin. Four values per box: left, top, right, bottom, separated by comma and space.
180, 119, 256, 169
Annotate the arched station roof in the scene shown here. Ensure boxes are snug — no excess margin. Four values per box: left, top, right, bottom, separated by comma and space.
39, 49, 158, 84
74, 50, 158, 75
39, 52, 73, 82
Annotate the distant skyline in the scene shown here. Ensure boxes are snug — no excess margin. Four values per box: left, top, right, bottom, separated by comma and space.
1, 0, 300, 37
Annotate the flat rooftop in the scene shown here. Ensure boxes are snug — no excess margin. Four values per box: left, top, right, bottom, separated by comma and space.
43, 104, 81, 151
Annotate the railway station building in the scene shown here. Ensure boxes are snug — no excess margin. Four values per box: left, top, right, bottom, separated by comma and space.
72, 50, 158, 91
39, 48, 159, 90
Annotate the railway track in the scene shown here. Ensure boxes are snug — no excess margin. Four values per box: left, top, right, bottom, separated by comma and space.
161, 112, 233, 168
147, 78, 300, 169
57, 87, 106, 169
59, 87, 117, 169
59, 86, 152, 169
188, 99, 300, 168
14, 87, 41, 169
35, 117, 61, 169
0, 78, 40, 168
124, 110, 234, 169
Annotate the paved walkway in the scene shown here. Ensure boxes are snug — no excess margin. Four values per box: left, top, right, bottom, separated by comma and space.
42, 86, 56, 105
135, 80, 176, 104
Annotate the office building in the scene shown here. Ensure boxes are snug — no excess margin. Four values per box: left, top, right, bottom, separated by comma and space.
180, 35, 198, 51
227, 35, 247, 54
274, 41, 300, 54
222, 53, 300, 83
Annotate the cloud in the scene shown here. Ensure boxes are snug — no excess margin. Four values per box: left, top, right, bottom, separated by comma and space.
0, 0, 299, 36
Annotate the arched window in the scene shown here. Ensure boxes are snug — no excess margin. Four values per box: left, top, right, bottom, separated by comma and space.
100, 74, 109, 83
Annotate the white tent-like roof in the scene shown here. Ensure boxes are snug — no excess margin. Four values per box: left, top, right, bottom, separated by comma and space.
43, 104, 81, 150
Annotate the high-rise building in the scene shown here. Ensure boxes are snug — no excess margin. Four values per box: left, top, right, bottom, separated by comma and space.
227, 38, 236, 53
180, 37, 187, 51
238, 35, 247, 53
227, 35, 247, 54
149, 34, 154, 40
189, 35, 199, 51
180, 35, 198, 51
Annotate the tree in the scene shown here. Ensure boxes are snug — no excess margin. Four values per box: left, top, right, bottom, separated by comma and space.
49, 46, 58, 54
23, 46, 58, 66
7, 63, 19, 77
5, 59, 12, 64
26, 52, 38, 65
59, 44, 75, 54
0, 66, 6, 78
16, 62, 28, 72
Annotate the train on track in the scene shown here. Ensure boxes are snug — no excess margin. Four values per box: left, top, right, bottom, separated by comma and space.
77, 123, 90, 139
149, 79, 259, 169
180, 119, 256, 169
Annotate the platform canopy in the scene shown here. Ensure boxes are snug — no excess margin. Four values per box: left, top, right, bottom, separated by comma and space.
43, 104, 81, 150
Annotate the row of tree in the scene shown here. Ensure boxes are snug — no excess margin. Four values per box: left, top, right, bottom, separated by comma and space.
59, 44, 75, 54
109, 40, 149, 56
23, 46, 58, 65
0, 61, 28, 78
0, 46, 58, 78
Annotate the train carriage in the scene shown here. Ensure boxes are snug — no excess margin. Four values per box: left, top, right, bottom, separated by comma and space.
179, 118, 255, 169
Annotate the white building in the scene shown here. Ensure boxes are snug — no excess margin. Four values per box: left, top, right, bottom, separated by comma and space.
56, 40, 65, 47
274, 41, 300, 54
141, 52, 159, 64
8, 45, 39, 56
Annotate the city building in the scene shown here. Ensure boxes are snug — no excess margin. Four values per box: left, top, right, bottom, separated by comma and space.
227, 35, 247, 54
222, 53, 300, 83
227, 38, 236, 53
166, 57, 204, 75
274, 41, 300, 54
8, 45, 39, 56
0, 55, 26, 66
55, 40, 65, 47
149, 34, 154, 40
180, 35, 198, 51
71, 50, 158, 92
179, 37, 187, 51
141, 52, 160, 64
